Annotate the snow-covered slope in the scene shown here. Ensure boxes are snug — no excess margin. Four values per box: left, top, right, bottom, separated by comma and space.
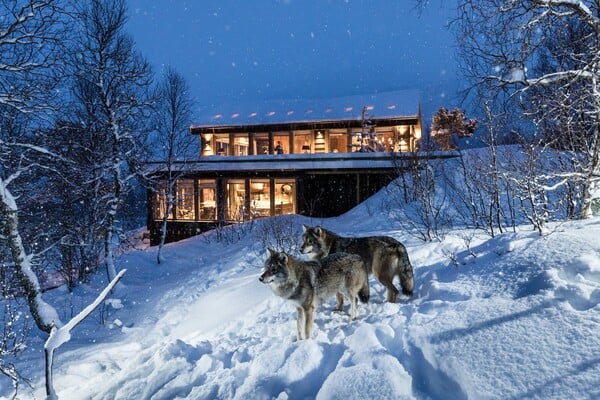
4, 192, 600, 399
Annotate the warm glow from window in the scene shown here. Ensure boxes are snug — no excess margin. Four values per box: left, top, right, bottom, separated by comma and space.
175, 180, 195, 220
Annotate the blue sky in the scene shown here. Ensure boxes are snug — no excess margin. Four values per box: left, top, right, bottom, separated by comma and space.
126, 1, 459, 121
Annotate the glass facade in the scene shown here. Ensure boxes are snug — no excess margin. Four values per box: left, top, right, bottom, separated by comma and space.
201, 123, 420, 157
156, 177, 296, 223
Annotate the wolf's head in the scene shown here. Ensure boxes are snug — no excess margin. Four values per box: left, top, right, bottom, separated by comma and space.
259, 248, 290, 284
300, 225, 328, 258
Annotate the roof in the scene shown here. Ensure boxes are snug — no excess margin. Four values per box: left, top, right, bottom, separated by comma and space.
146, 151, 457, 175
190, 90, 421, 134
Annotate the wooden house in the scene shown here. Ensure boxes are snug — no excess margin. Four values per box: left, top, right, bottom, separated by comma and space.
147, 90, 433, 245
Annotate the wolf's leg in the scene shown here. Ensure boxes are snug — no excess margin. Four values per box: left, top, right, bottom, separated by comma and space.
304, 303, 315, 339
335, 292, 344, 311
296, 307, 306, 340
374, 257, 399, 303
349, 292, 358, 319
379, 269, 399, 303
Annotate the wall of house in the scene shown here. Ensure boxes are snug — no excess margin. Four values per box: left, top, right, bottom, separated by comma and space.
198, 123, 421, 157
147, 169, 394, 245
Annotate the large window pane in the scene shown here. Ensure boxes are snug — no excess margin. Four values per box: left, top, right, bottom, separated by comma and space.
249, 179, 271, 218
198, 179, 216, 221
274, 179, 295, 215
175, 179, 195, 220
294, 131, 313, 153
328, 131, 348, 153
226, 179, 246, 221
374, 129, 394, 152
153, 180, 170, 220
233, 134, 249, 156
215, 134, 229, 155
254, 133, 269, 155
273, 133, 289, 155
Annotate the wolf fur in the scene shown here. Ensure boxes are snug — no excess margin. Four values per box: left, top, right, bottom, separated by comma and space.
301, 225, 414, 302
259, 248, 369, 340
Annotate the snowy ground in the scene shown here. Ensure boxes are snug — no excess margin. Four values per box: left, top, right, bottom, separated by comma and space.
3, 191, 600, 399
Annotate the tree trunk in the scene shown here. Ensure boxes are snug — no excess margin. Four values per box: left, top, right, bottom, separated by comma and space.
0, 178, 62, 334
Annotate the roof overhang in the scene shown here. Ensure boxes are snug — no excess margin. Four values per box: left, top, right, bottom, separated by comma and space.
146, 151, 457, 175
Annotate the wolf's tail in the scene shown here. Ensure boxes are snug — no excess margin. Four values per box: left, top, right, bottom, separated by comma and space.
396, 245, 414, 297
358, 279, 370, 303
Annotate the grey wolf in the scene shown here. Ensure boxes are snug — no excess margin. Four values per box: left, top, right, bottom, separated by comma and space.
301, 225, 414, 302
259, 248, 369, 340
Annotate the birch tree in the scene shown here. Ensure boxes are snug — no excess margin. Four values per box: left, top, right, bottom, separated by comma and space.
71, 0, 152, 281
0, 0, 68, 337
149, 67, 196, 264
456, 0, 600, 218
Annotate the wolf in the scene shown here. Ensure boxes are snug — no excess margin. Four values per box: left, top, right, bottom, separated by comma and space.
301, 225, 414, 303
259, 248, 369, 340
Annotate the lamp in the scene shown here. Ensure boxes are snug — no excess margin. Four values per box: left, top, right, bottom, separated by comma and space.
281, 184, 292, 195
202, 134, 214, 156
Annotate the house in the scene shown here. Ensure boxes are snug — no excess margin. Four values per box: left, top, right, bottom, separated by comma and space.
147, 90, 439, 245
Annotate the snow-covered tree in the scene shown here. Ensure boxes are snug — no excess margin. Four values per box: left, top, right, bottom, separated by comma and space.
0, 0, 69, 337
71, 0, 153, 281
148, 67, 196, 264
41, 121, 107, 287
431, 107, 477, 150
456, 0, 600, 218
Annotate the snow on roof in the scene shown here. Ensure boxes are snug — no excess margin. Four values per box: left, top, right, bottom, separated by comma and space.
191, 89, 421, 129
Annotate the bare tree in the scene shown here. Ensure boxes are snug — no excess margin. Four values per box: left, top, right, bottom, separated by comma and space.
390, 148, 450, 242
149, 67, 196, 264
41, 121, 107, 288
1, 265, 31, 399
0, 0, 69, 340
456, 0, 600, 219
0, 0, 67, 114
71, 0, 153, 281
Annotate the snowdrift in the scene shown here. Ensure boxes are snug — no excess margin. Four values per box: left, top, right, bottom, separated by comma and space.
3, 187, 600, 400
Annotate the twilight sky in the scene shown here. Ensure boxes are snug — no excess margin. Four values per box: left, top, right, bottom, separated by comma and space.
125, 0, 459, 121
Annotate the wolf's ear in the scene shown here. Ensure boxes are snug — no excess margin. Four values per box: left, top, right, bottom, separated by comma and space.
281, 253, 289, 265
314, 227, 322, 237
302, 224, 309, 232
267, 248, 276, 256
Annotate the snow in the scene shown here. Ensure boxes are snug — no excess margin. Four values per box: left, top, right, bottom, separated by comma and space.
191, 90, 421, 128
3, 182, 600, 399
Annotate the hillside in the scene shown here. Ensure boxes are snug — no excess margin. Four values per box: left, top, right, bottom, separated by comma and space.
3, 183, 600, 400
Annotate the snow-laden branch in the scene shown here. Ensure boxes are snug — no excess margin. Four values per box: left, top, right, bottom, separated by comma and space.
532, 0, 600, 27
44, 269, 126, 399
491, 68, 594, 87
45, 269, 126, 351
